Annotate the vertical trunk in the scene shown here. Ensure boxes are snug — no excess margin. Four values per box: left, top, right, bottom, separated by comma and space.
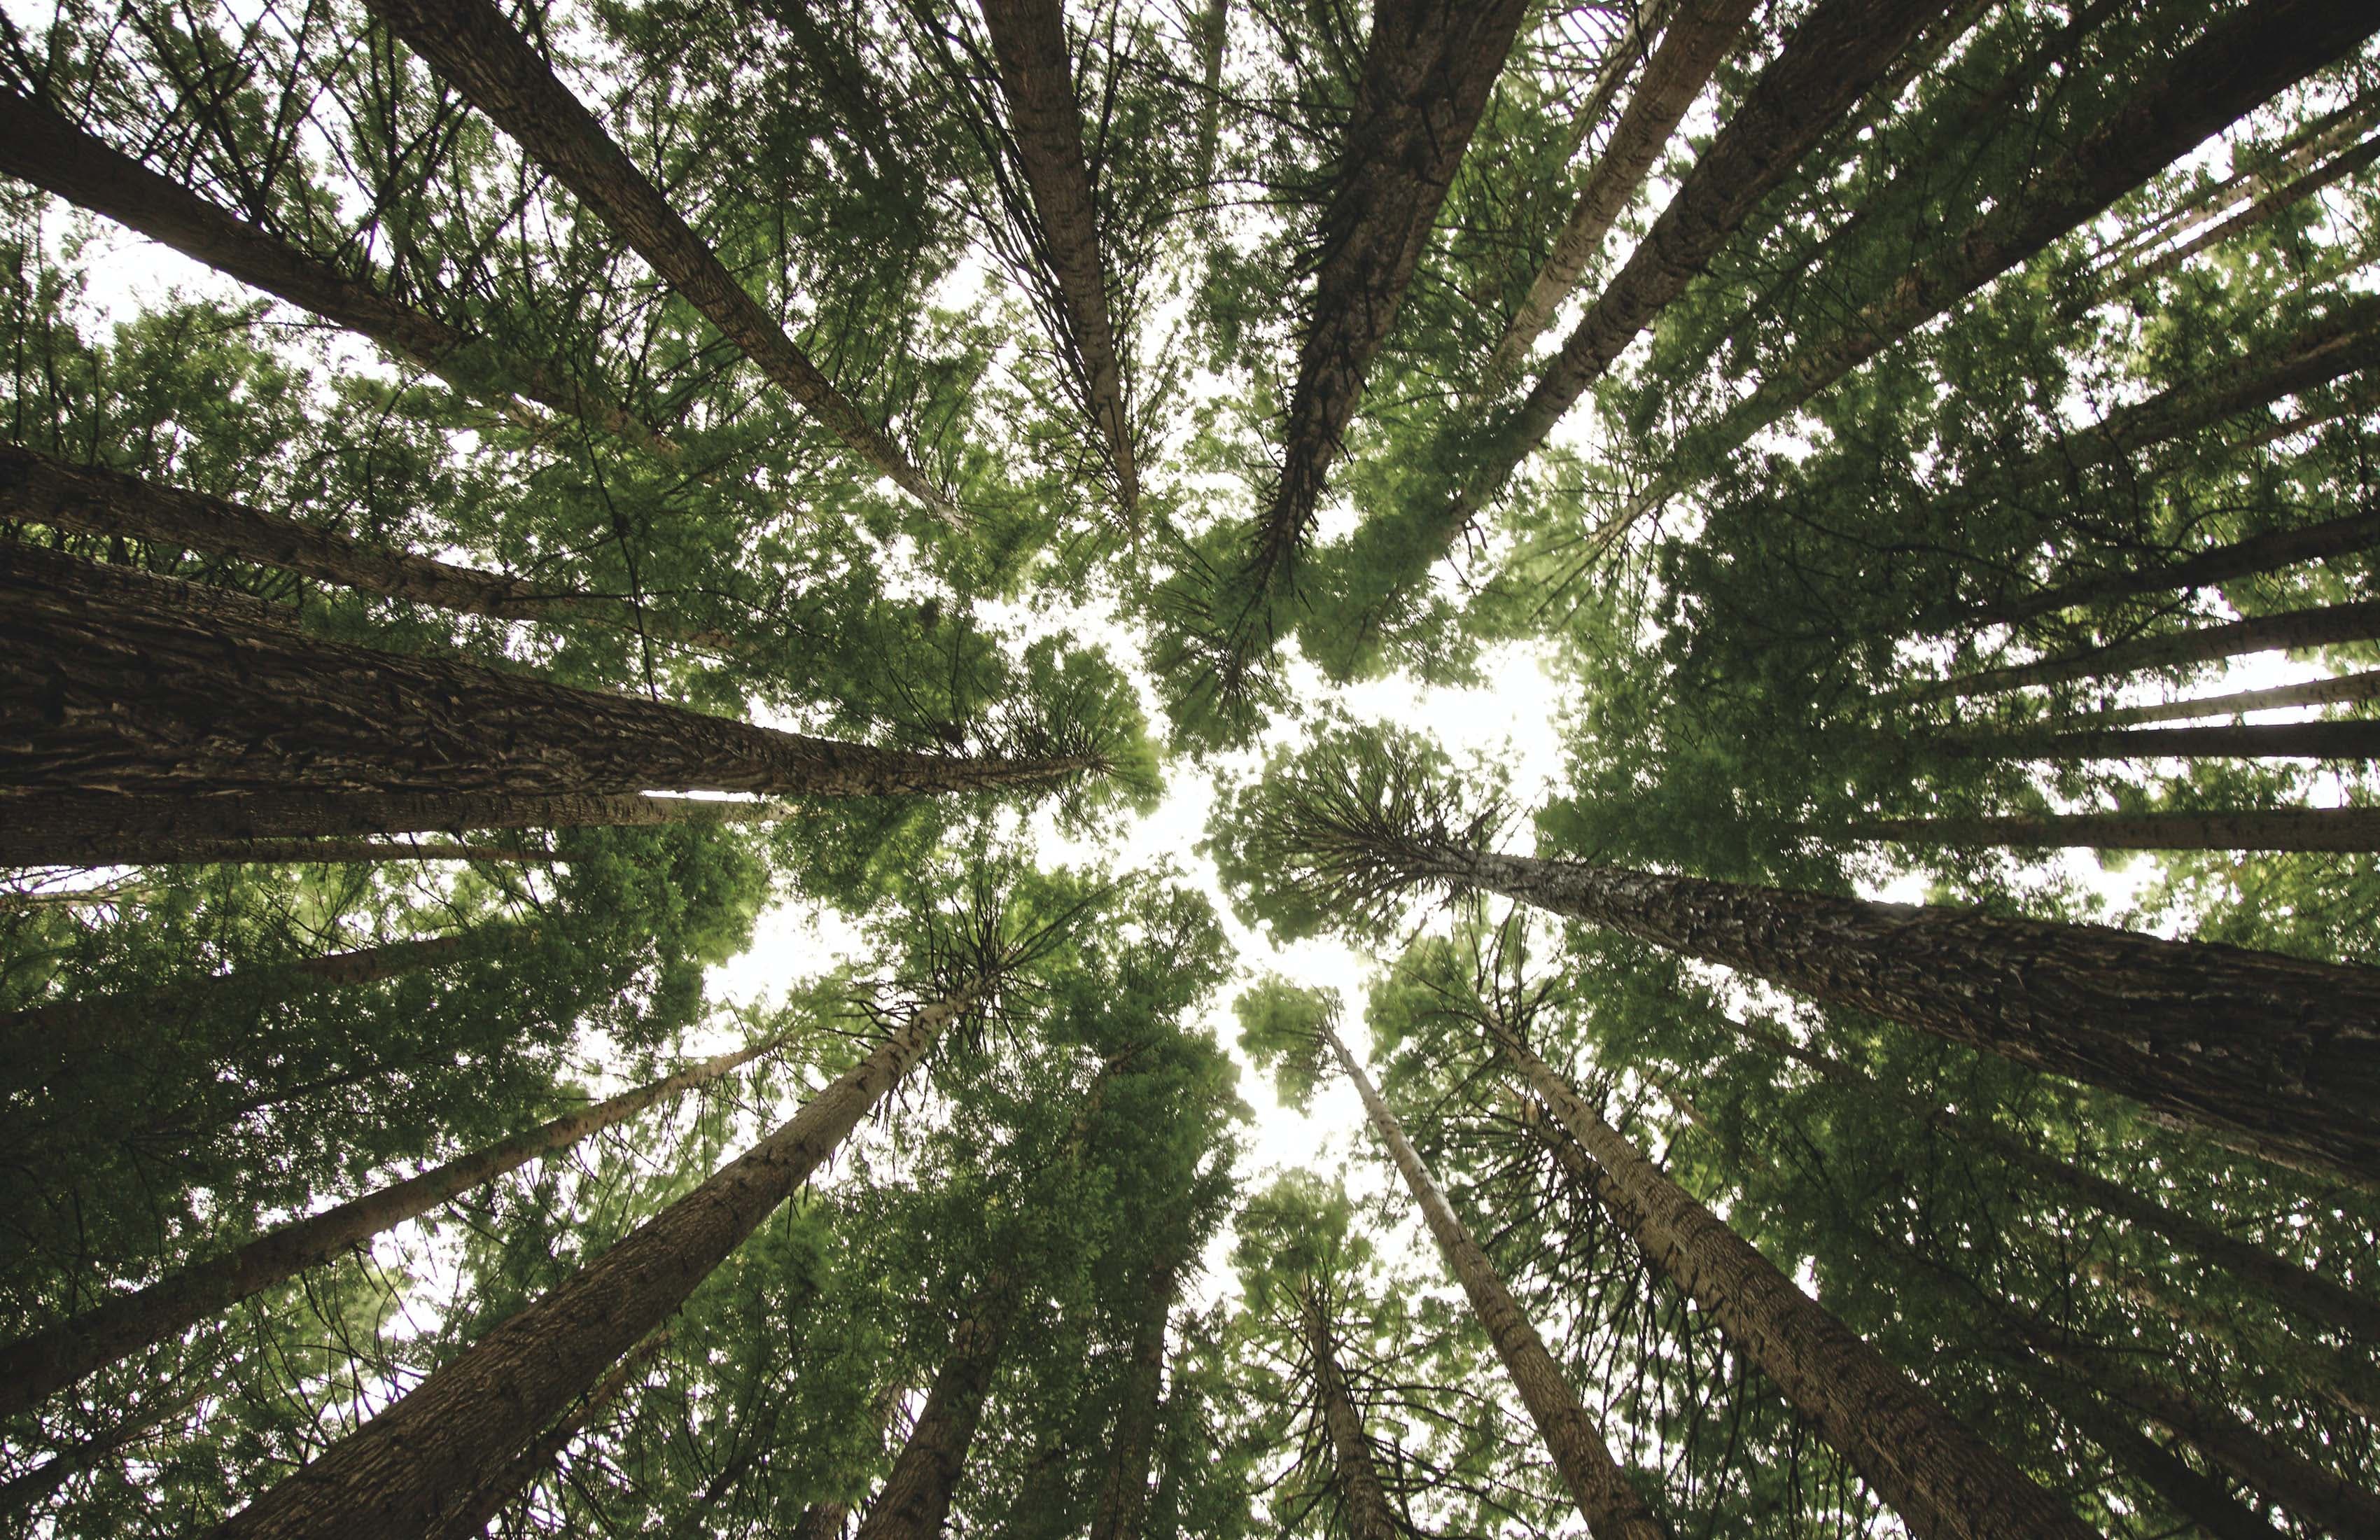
1957, 719, 2380, 762
1086, 1256, 1180, 1540
852, 1276, 1025, 1540
1330, 1026, 1668, 1537
1836, 807, 2380, 853
997, 1436, 1078, 1540
1480, 0, 1760, 391
0, 545, 1094, 801
211, 976, 988, 1540
1191, 0, 1230, 192
0, 1032, 785, 1420
2026, 1371, 2290, 1540
1432, 841, 2380, 1190
430, 1332, 668, 1540
2066, 670, 2380, 729
0, 86, 668, 455
977, 0, 1139, 516
361, 0, 953, 521
1500, 1027, 2093, 1540
1296, 1288, 1400, 1540
1915, 597, 2380, 701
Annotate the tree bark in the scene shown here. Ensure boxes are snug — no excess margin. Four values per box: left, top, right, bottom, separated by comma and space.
1191, 0, 1230, 193
9, 837, 545, 868
1328, 1024, 1667, 1540
1422, 840, 2380, 1190
361, 0, 953, 520
0, 85, 669, 455
0, 1032, 783, 1420
1086, 1256, 1180, 1540
0, 544, 1094, 801
1500, 1030, 2093, 1540
428, 1332, 668, 1540
1480, 0, 1759, 391
852, 1274, 1023, 1540
1957, 719, 2380, 762
211, 976, 987, 1540
2064, 670, 2380, 729
2120, 131, 2380, 290
1837, 807, 2380, 852
1296, 1287, 1400, 1540
978, 0, 1139, 516
1914, 597, 2380, 701
2024, 1370, 2290, 1540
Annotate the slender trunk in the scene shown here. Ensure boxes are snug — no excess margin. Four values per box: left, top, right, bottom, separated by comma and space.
2086, 1260, 2380, 1422
2120, 132, 2380, 290
1728, 1018, 2380, 1347
1296, 1288, 1400, 1540
998, 1436, 1077, 1540
2, 445, 736, 651
0, 545, 1096, 801
1480, 0, 1759, 391
794, 1378, 909, 1540
2025, 1369, 2290, 1540
362, 0, 953, 520
1328, 1025, 1667, 1540
0, 1032, 783, 1420
1192, 0, 1229, 192
852, 1275, 1024, 1540
1914, 597, 2380, 701
6, 541, 295, 631
1086, 1256, 1180, 1540
1427, 839, 2380, 1188
211, 976, 988, 1540
1501, 1029, 2092, 1540
2064, 670, 2380, 728
429, 1332, 668, 1540
0, 86, 669, 455
0, 1385, 201, 1518
8, 836, 545, 869
1955, 719, 2380, 762
2096, 97, 2375, 271
1837, 807, 2380, 852
979, 0, 1138, 516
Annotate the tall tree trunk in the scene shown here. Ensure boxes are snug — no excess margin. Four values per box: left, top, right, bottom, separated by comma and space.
2, 445, 736, 651
1480, 0, 1759, 391
1296, 1287, 1400, 1540
1913, 597, 2380, 701
0, 545, 1094, 801
0, 85, 669, 455
852, 1275, 1024, 1540
430, 1332, 668, 1540
2085, 1259, 2380, 1422
0, 1032, 783, 1419
1086, 1255, 1180, 1540
794, 1377, 909, 1540
978, 0, 1139, 517
2119, 131, 2380, 290
1327, 1023, 1668, 1539
997, 1435, 1077, 1540
1953, 719, 2380, 762
2023, 1368, 2290, 1540
1836, 807, 2380, 853
361, 0, 954, 521
1422, 841, 2380, 1189
2065, 669, 2380, 728
210, 976, 989, 1540
8, 837, 546, 868
1191, 0, 1229, 192
1499, 1029, 2093, 1540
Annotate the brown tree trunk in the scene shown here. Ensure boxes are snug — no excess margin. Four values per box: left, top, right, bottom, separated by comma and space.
794, 1378, 909, 1540
1500, 1030, 2092, 1540
361, 0, 953, 521
1837, 807, 2380, 853
1430, 841, 2380, 1190
852, 1275, 1024, 1540
1480, 0, 1759, 391
0, 1032, 783, 1420
2120, 132, 2380, 290
1914, 597, 2380, 701
1959, 719, 2380, 762
2066, 669, 2380, 728
0, 545, 1093, 801
0, 86, 668, 455
210, 976, 988, 1540
2025, 1370, 2289, 1540
429, 1332, 668, 1540
1328, 1024, 1668, 1539
1086, 1256, 1180, 1540
978, 0, 1139, 516
1297, 1288, 1400, 1540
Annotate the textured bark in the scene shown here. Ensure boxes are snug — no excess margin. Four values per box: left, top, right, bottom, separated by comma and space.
1502, 1032, 2093, 1540
2027, 1371, 2289, 1540
7, 837, 545, 867
1480, 0, 1759, 390
1086, 1256, 1180, 1540
0, 545, 1093, 801
852, 1276, 1024, 1540
2073, 670, 2380, 728
2, 446, 734, 651
362, 0, 953, 519
1430, 841, 2380, 1189
0, 1034, 782, 1420
979, 0, 1138, 514
212, 977, 986, 1540
428, 1333, 667, 1540
1296, 1289, 1399, 1540
1916, 597, 2380, 701
2122, 131, 2380, 289
1837, 807, 2380, 853
1329, 1026, 1667, 1540
0, 86, 667, 454
1962, 719, 2380, 763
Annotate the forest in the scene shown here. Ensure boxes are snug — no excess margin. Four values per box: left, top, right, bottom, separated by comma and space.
2, 0, 2377, 1535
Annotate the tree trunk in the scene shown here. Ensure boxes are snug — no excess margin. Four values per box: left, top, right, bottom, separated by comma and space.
793, 1377, 909, 1540
2065, 669, 2380, 728
1, 445, 736, 651
430, 1332, 668, 1540
1432, 841, 2380, 1190
0, 544, 1094, 801
1836, 807, 2380, 852
0, 85, 669, 456
2120, 131, 2380, 290
1958, 719, 2380, 762
1328, 1024, 1668, 1540
851, 1275, 1024, 1540
978, 0, 1139, 516
361, 0, 953, 521
1296, 1288, 1400, 1540
1727, 1018, 2380, 1347
2086, 1259, 2380, 1422
0, 1032, 783, 1420
2024, 1370, 2290, 1540
1480, 0, 1759, 391
210, 976, 988, 1540
1192, 0, 1229, 192
1499, 1029, 2093, 1540
1086, 1256, 1180, 1540
6, 836, 544, 869
0, 1385, 202, 1519
1914, 597, 2380, 701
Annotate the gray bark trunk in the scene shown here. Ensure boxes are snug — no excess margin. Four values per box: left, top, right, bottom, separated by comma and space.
429, 1333, 668, 1540
1298, 1289, 1400, 1540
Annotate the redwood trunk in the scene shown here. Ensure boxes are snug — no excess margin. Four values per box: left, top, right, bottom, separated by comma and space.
0, 1033, 783, 1419
362, 0, 952, 520
1087, 1256, 1180, 1540
211, 979, 986, 1540
2071, 670, 2380, 728
0, 1385, 200, 1518
430, 1334, 667, 1540
1298, 1289, 1399, 1540
0, 545, 1091, 801
1966, 719, 2380, 762
1502, 1029, 2092, 1540
1329, 1026, 1666, 1540
852, 1277, 1024, 1540
1440, 843, 2380, 1189
1915, 597, 2380, 700
1837, 807, 2380, 853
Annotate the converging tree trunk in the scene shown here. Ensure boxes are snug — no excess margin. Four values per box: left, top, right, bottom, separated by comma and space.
210, 976, 990, 1540
430, 1333, 668, 1540
2022, 1366, 2290, 1540
1328, 1022, 1668, 1540
1837, 807, 2380, 853
2087, 1260, 2380, 1421
0, 1385, 201, 1520
1912, 597, 2380, 701
2118, 131, 2380, 290
1950, 720, 2380, 762
794, 1378, 909, 1540
1296, 1286, 1400, 1540
1087, 1253, 1181, 1540
2065, 669, 2380, 728
851, 1274, 1025, 1540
